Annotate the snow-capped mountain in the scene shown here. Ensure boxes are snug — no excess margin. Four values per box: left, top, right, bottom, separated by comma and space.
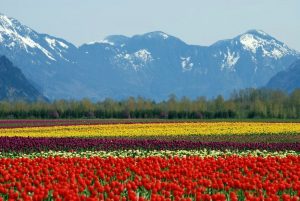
0, 14, 83, 99
203, 30, 300, 96
79, 30, 299, 99
0, 14, 77, 64
0, 13, 299, 100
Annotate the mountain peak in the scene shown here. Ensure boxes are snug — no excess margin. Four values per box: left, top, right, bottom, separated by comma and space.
0, 13, 25, 31
0, 13, 38, 49
212, 30, 272, 48
102, 35, 130, 46
92, 31, 183, 47
142, 31, 170, 40
0, 13, 11, 22
237, 29, 274, 44
236, 29, 297, 58
244, 29, 269, 37
0, 14, 15, 30
0, 13, 75, 62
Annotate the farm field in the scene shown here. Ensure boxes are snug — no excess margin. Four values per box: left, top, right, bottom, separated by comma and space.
0, 120, 300, 200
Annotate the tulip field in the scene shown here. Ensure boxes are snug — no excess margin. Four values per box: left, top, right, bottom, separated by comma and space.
0, 120, 300, 200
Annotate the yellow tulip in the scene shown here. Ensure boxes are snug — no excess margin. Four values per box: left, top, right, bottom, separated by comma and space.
0, 122, 299, 138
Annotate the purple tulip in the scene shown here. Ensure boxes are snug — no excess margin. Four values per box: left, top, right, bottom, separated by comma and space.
0, 137, 299, 153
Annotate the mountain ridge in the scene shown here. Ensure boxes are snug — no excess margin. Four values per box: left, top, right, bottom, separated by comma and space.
1, 13, 299, 100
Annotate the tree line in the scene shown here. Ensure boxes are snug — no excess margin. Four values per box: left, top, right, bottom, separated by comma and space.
0, 88, 300, 119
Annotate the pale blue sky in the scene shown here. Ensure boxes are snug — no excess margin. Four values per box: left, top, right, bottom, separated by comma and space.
1, 0, 300, 50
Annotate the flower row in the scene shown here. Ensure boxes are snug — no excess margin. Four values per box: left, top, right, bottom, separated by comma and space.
1, 149, 298, 159
1, 122, 300, 137
1, 137, 299, 152
0, 119, 180, 129
0, 156, 299, 201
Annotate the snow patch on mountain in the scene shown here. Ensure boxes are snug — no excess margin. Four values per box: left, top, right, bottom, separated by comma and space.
87, 40, 114, 46
0, 15, 13, 27
19, 36, 56, 61
0, 15, 56, 61
22, 36, 56, 60
221, 49, 240, 71
58, 41, 68, 49
134, 49, 153, 62
256, 30, 268, 36
240, 34, 261, 53
113, 49, 153, 71
99, 39, 114, 46
44, 37, 69, 50
181, 57, 193, 72
145, 31, 170, 40
21, 36, 37, 48
262, 46, 289, 59
45, 37, 56, 49
271, 49, 284, 58
159, 32, 169, 39
239, 33, 294, 59
44, 37, 70, 61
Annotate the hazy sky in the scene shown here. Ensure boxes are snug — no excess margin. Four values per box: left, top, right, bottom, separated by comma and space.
1, 0, 300, 50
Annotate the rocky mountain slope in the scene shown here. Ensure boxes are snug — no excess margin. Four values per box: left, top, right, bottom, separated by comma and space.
0, 55, 45, 101
267, 60, 300, 92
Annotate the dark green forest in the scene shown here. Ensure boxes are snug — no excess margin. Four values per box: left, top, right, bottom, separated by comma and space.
1, 88, 300, 119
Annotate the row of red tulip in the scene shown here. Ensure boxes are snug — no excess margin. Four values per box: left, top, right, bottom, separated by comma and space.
0, 156, 299, 201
